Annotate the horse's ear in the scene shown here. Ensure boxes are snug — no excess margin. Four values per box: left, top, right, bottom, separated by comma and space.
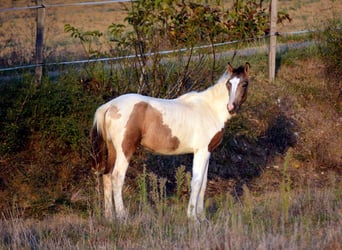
244, 62, 250, 75
227, 62, 234, 74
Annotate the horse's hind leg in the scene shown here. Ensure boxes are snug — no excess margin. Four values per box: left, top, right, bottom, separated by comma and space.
103, 142, 116, 220
112, 151, 130, 219
103, 173, 114, 219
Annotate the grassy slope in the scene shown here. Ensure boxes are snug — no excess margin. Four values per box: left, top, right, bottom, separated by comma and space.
0, 0, 341, 249
0, 44, 341, 249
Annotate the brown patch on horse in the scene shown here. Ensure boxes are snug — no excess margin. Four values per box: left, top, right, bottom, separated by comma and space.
122, 102, 180, 159
90, 124, 105, 173
104, 141, 116, 175
108, 105, 121, 120
208, 128, 224, 152
121, 102, 146, 159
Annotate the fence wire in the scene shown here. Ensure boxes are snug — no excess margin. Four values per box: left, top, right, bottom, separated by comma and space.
0, 30, 316, 73
0, 1, 317, 73
0, 0, 133, 12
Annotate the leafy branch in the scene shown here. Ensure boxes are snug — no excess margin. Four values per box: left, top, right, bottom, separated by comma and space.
64, 24, 103, 59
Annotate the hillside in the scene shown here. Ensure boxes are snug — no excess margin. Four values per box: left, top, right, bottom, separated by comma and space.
0, 0, 341, 248
0, 46, 341, 249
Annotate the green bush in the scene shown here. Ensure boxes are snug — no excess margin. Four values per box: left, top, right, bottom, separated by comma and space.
0, 80, 35, 154
0, 72, 107, 215
319, 18, 342, 94
0, 76, 95, 155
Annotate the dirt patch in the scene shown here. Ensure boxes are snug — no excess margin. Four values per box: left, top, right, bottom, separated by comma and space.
279, 0, 342, 32
277, 59, 342, 171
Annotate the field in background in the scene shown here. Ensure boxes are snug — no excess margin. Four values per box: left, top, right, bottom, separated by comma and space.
1, 0, 342, 67
0, 0, 129, 66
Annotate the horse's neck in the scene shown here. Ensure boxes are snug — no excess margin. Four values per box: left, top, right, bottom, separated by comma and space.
206, 79, 228, 98
203, 73, 229, 103
177, 73, 230, 123
198, 74, 231, 122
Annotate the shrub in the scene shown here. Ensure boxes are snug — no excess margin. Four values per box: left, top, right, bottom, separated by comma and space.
0, 72, 104, 214
318, 18, 342, 100
0, 80, 36, 154
0, 75, 98, 155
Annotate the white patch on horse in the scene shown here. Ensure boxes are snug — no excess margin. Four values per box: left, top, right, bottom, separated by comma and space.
228, 76, 240, 112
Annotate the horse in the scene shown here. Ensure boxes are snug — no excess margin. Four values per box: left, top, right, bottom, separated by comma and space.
90, 62, 250, 221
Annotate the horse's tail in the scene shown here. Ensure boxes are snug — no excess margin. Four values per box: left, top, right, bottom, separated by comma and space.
90, 105, 108, 174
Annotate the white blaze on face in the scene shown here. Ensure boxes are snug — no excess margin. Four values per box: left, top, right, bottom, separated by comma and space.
228, 76, 240, 112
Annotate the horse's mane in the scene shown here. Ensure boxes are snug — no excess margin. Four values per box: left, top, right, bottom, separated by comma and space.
177, 70, 230, 103
176, 90, 200, 102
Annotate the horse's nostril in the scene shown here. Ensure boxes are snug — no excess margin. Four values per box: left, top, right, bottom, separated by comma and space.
228, 103, 235, 112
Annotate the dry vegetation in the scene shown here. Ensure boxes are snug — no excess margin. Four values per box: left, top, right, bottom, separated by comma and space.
1, 52, 341, 249
1, 182, 341, 249
1, 0, 342, 66
0, 0, 341, 249
0, 0, 129, 65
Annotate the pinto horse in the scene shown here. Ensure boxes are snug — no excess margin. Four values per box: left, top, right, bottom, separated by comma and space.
90, 62, 250, 221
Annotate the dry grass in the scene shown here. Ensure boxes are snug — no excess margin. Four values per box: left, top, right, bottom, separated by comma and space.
279, 0, 342, 32
0, 1, 129, 65
0, 53, 341, 249
0, 1, 341, 249
276, 58, 342, 172
1, 177, 341, 249
1, 0, 342, 66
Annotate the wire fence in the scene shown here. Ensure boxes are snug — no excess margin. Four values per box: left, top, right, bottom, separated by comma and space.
0, 1, 316, 74
0, 0, 133, 12
0, 29, 316, 73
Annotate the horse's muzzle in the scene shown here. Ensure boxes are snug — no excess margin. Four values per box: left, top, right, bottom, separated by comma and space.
227, 103, 238, 116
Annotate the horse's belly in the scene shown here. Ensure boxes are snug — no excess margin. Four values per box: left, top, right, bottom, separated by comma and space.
141, 132, 193, 155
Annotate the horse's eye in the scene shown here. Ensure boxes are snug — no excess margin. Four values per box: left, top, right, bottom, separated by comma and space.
242, 81, 249, 88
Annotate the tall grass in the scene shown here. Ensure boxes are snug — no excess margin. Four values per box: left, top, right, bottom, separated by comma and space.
1, 19, 341, 249
1, 173, 341, 249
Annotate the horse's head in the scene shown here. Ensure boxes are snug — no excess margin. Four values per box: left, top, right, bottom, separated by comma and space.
226, 62, 250, 115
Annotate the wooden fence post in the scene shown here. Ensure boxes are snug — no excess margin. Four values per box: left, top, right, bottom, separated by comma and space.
269, 0, 278, 82
35, 0, 45, 84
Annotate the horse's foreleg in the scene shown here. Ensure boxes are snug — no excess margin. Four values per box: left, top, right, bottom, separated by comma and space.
112, 153, 130, 219
187, 149, 211, 221
196, 161, 209, 217
103, 173, 114, 220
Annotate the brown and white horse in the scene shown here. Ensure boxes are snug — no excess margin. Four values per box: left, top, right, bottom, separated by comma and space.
90, 62, 250, 221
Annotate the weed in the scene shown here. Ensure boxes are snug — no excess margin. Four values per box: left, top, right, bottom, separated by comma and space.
175, 165, 187, 202
281, 148, 293, 224
242, 184, 255, 233
148, 172, 167, 216
137, 165, 148, 208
